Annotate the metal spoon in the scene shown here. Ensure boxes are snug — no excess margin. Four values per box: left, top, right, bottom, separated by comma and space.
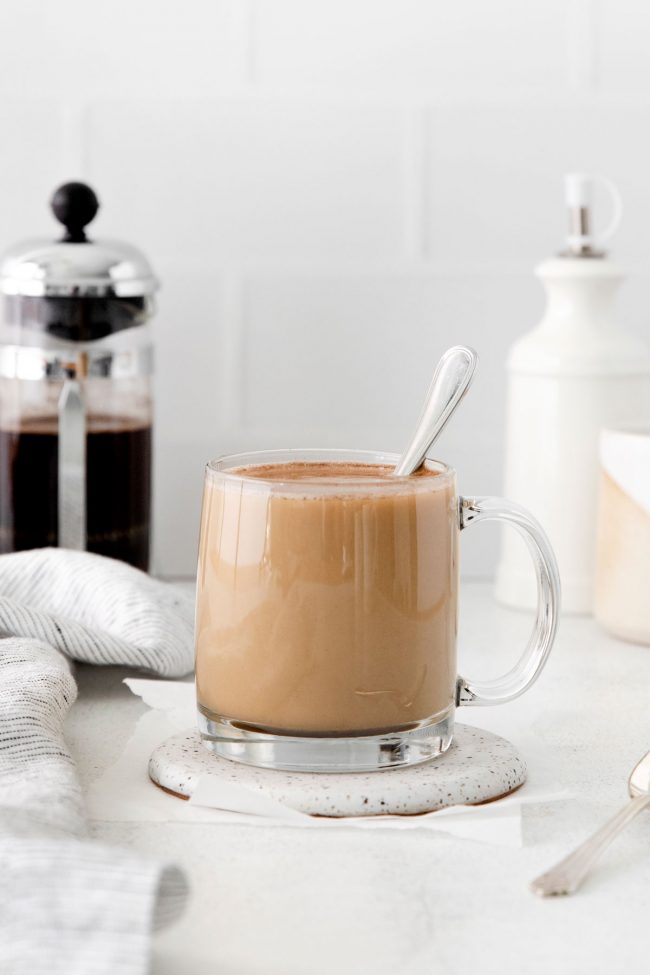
530, 749, 650, 897
393, 346, 478, 477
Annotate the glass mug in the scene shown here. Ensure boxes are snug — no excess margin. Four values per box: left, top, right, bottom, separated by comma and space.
195, 449, 560, 772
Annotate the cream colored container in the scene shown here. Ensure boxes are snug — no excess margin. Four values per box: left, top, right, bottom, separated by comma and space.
595, 426, 650, 643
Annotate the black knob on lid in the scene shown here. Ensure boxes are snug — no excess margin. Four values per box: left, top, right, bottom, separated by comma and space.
50, 182, 100, 243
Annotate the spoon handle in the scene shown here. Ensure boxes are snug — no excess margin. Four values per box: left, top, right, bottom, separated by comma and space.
393, 345, 477, 477
530, 793, 650, 897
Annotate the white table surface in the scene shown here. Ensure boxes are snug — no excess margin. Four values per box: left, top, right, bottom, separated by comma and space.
65, 582, 650, 975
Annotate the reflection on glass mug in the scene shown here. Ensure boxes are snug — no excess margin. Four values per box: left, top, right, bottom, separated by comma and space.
195, 449, 560, 772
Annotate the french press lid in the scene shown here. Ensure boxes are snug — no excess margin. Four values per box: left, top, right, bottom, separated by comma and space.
0, 182, 158, 343
0, 182, 158, 298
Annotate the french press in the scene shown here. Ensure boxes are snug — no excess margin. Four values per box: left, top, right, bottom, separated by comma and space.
0, 182, 157, 570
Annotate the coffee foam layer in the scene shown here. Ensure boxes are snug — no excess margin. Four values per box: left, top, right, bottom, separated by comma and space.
232, 461, 439, 481
212, 460, 450, 499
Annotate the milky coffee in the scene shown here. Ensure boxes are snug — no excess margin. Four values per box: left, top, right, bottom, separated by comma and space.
195, 461, 458, 735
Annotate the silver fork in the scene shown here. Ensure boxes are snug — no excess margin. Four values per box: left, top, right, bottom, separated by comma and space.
530, 749, 650, 897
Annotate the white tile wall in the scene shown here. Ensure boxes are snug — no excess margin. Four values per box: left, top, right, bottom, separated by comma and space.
252, 0, 571, 94
0, 0, 648, 577
86, 100, 409, 261
240, 271, 538, 449
0, 102, 64, 245
597, 0, 650, 92
0, 1, 249, 98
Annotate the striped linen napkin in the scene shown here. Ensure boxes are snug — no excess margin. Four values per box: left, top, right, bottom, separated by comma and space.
0, 549, 194, 974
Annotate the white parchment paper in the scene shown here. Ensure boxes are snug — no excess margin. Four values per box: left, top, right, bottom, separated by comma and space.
83, 679, 568, 847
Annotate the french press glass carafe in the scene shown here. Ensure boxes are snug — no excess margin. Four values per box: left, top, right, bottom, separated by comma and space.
0, 182, 157, 570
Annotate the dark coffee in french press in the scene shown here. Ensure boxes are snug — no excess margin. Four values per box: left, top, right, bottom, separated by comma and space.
0, 183, 157, 570
0, 417, 152, 567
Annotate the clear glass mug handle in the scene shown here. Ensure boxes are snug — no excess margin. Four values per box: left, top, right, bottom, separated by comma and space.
456, 496, 561, 706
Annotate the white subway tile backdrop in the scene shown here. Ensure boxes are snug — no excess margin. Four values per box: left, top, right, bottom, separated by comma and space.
0, 0, 648, 576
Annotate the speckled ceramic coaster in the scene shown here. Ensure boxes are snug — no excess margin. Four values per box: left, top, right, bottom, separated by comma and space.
148, 724, 526, 817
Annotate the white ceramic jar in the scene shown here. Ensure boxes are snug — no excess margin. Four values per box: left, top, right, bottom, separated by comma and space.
495, 176, 650, 614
